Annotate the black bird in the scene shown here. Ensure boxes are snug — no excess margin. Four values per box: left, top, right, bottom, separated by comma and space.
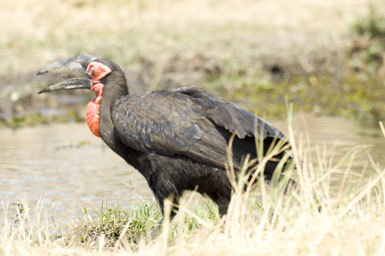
37, 53, 291, 218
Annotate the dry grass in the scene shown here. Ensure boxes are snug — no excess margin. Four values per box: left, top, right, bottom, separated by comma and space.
1, 120, 385, 256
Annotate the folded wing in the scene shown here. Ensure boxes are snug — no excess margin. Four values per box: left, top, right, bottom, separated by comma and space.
111, 87, 285, 170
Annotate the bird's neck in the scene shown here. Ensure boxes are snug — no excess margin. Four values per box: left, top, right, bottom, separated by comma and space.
98, 71, 141, 165
99, 71, 128, 145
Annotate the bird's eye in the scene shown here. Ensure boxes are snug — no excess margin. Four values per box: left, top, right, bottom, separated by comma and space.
90, 68, 95, 76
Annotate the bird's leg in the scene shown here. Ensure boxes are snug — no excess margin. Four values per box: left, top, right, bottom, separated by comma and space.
218, 199, 230, 217
214, 196, 231, 217
151, 195, 180, 239
149, 173, 180, 238
165, 195, 181, 221
208, 190, 231, 217
156, 194, 180, 221
207, 173, 232, 217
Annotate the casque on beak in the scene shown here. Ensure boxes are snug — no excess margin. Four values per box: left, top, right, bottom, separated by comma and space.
37, 53, 97, 94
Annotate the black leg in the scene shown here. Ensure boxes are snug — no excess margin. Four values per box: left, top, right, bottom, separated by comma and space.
216, 197, 230, 217
149, 173, 181, 239
151, 194, 181, 239
208, 190, 231, 217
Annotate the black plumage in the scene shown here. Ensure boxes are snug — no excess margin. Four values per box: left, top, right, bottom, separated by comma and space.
38, 54, 291, 218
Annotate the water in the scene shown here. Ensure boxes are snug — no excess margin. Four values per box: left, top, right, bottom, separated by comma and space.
0, 114, 384, 221
0, 123, 153, 220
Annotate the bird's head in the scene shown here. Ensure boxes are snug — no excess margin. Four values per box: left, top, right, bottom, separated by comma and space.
37, 53, 122, 94
37, 53, 127, 137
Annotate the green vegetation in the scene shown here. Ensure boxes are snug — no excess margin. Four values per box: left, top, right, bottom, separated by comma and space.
0, 110, 84, 128
70, 199, 221, 248
208, 65, 385, 121
351, 5, 385, 73
72, 203, 162, 246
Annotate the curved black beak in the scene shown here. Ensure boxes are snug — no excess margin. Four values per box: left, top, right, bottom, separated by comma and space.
37, 53, 97, 94
37, 78, 92, 94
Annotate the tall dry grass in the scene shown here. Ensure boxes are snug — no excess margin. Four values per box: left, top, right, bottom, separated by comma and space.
1, 119, 384, 256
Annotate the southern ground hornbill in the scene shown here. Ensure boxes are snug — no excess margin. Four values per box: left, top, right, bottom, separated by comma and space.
37, 53, 292, 219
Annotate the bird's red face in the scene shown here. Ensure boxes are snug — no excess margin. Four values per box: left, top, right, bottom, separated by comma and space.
37, 54, 114, 138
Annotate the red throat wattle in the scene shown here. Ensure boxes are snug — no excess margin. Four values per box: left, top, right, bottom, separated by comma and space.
85, 62, 111, 137
86, 83, 104, 137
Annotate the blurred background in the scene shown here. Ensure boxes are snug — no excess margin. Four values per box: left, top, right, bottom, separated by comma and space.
0, 0, 384, 220
1, 0, 385, 122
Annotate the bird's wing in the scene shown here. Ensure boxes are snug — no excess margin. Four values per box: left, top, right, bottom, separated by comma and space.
111, 87, 285, 169
171, 86, 284, 139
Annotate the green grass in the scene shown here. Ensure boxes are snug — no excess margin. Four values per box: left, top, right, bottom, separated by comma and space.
72, 203, 162, 247
350, 4, 385, 76
215, 72, 385, 121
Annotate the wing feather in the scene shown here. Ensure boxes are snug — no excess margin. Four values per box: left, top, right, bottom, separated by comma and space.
111, 87, 285, 170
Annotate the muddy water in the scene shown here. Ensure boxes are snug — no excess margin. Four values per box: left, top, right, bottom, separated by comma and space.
0, 123, 153, 220
0, 114, 384, 221
275, 114, 385, 171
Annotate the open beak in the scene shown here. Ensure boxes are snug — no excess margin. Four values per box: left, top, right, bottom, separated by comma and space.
36, 53, 97, 94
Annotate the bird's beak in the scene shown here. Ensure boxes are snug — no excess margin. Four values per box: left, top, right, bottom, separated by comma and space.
36, 53, 97, 94
37, 78, 92, 94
